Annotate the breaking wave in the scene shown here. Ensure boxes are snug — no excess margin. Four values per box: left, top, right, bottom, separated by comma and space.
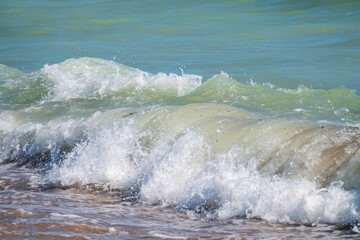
1, 58, 360, 225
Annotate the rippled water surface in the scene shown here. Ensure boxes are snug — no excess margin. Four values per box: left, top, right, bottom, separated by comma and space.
1, 0, 360, 90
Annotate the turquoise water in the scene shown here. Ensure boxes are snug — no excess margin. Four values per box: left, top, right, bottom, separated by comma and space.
1, 0, 360, 90
1, 1, 360, 239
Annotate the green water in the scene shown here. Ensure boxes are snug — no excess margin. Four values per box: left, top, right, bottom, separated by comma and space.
1, 1, 360, 239
1, 0, 360, 91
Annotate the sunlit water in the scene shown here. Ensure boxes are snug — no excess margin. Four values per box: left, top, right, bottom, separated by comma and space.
1, 0, 360, 239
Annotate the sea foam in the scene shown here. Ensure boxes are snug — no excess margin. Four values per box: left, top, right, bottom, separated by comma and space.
46, 117, 359, 225
42, 57, 202, 101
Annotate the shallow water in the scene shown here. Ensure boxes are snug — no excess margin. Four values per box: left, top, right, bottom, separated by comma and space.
1, 0, 360, 239
1, 165, 358, 240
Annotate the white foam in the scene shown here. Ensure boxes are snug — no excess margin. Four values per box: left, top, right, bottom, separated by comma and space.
48, 120, 151, 188
0, 111, 86, 162
42, 57, 202, 101
44, 124, 360, 225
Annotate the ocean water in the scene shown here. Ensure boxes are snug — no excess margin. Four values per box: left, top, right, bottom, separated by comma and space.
1, 0, 360, 239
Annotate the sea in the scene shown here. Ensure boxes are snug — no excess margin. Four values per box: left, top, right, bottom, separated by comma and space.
1, 0, 360, 239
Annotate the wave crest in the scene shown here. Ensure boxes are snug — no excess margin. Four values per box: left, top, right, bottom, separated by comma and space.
42, 57, 202, 101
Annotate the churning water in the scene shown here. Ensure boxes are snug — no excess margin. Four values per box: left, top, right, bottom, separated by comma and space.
1, 1, 360, 239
